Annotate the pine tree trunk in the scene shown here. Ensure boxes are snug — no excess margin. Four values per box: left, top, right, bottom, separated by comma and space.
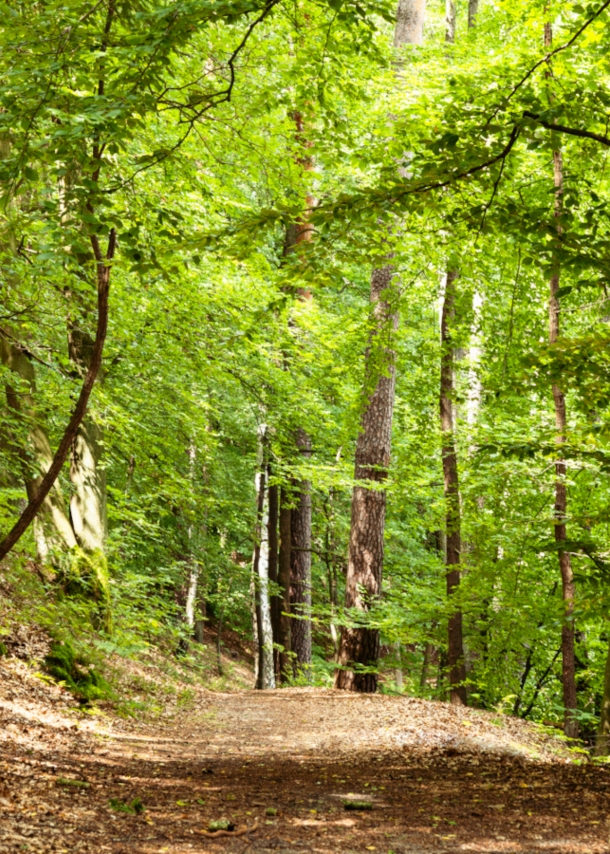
290, 428, 312, 675
278, 489, 292, 681
334, 0, 424, 693
334, 265, 398, 692
440, 271, 467, 705
268, 479, 280, 678
545, 20, 578, 741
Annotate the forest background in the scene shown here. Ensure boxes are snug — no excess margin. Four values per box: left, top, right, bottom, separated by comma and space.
2, 0, 610, 754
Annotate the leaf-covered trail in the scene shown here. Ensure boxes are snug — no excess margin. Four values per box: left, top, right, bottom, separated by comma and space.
1, 674, 610, 854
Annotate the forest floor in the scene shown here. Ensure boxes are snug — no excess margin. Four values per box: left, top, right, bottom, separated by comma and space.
1, 651, 610, 854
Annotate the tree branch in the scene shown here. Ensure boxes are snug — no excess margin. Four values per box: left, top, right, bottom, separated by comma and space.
523, 111, 610, 147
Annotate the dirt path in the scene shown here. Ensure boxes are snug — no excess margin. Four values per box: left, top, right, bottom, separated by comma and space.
1, 671, 610, 854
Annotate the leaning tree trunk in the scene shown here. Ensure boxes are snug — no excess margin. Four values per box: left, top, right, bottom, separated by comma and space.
334, 0, 425, 694
334, 265, 398, 692
545, 18, 578, 741
0, 231, 116, 563
290, 428, 312, 675
440, 271, 467, 705
0, 331, 78, 558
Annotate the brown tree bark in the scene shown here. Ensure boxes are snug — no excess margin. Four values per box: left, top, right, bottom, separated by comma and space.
334, 0, 424, 694
268, 477, 280, 677
278, 488, 292, 681
545, 18, 578, 741
440, 270, 467, 705
594, 639, 610, 755
0, 231, 116, 563
290, 428, 312, 673
334, 265, 398, 692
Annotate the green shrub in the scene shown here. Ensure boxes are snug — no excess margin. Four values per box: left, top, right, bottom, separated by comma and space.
44, 639, 112, 703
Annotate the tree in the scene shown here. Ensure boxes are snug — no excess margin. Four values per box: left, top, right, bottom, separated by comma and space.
334, 0, 425, 693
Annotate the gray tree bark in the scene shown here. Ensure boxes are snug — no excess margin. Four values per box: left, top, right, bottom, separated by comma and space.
0, 332, 77, 558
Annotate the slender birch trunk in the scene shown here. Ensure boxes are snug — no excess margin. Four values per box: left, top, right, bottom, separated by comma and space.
334, 0, 425, 693
184, 443, 201, 638
252, 427, 275, 689
545, 17, 578, 741
445, 0, 456, 42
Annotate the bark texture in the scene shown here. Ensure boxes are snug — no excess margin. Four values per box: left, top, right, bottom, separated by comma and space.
594, 639, 610, 755
334, 265, 398, 692
0, 333, 77, 557
394, 0, 426, 46
445, 0, 456, 42
290, 428, 312, 673
545, 21, 578, 741
440, 271, 467, 705
68, 327, 107, 553
467, 0, 479, 28
0, 229, 115, 563
278, 489, 292, 681
253, 429, 275, 690
334, 0, 423, 694
267, 479, 280, 677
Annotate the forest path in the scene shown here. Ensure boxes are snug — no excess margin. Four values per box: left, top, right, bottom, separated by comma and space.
1, 680, 610, 854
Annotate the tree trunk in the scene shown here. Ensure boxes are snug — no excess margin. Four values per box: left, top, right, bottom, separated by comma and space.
334, 265, 398, 692
334, 0, 424, 694
394, 640, 403, 691
0, 331, 77, 558
253, 428, 275, 690
290, 428, 312, 675
467, 0, 479, 28
67, 327, 107, 553
594, 639, 610, 755
268, 478, 280, 677
0, 230, 116, 563
278, 488, 292, 681
440, 271, 467, 705
445, 0, 456, 42
545, 20, 578, 741
394, 0, 426, 46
